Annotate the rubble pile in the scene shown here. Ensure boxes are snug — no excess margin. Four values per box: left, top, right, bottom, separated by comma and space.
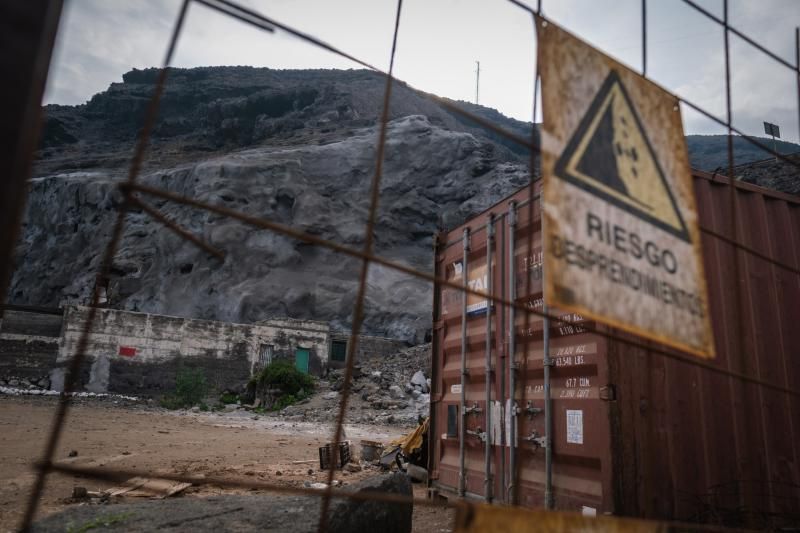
0, 374, 141, 402
0, 375, 51, 391
279, 343, 432, 427
0, 384, 139, 401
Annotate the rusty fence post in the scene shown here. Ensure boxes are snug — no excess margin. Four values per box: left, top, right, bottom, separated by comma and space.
0, 0, 64, 310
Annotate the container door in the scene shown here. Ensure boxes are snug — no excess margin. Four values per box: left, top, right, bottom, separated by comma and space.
510, 190, 612, 513
430, 182, 614, 514
295, 348, 310, 373
431, 207, 505, 502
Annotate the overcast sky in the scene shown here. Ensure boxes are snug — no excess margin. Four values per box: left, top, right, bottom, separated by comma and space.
44, 0, 800, 143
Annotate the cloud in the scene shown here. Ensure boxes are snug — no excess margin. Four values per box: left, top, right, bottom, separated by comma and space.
43, 0, 799, 142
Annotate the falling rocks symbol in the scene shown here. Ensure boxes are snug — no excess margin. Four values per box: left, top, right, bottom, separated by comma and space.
554, 70, 691, 243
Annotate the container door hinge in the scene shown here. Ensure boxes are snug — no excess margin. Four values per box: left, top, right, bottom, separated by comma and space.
523, 430, 547, 448
464, 402, 482, 415
467, 428, 487, 442
600, 384, 617, 401
524, 400, 543, 417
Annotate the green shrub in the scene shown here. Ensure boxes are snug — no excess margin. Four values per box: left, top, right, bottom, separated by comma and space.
255, 360, 315, 396
159, 367, 208, 409
219, 391, 239, 405
254, 360, 315, 411
272, 394, 297, 411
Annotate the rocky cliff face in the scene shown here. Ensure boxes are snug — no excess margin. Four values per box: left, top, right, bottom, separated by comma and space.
686, 134, 800, 174
735, 153, 800, 196
35, 66, 532, 178
13, 67, 533, 342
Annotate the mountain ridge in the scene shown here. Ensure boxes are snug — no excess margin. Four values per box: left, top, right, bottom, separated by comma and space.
12, 66, 798, 341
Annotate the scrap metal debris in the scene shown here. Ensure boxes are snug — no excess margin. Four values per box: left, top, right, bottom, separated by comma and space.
106, 477, 192, 499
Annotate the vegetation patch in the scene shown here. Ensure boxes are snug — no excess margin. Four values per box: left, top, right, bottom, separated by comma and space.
67, 512, 134, 533
219, 391, 239, 405
159, 367, 208, 409
251, 361, 315, 410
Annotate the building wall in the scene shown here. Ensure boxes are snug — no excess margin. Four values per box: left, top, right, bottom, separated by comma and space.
356, 335, 409, 359
54, 306, 330, 396
253, 317, 330, 376
328, 332, 409, 368
0, 308, 62, 382
2, 305, 407, 396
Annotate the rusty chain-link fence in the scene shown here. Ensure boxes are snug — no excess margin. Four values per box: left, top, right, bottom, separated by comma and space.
16, 0, 800, 530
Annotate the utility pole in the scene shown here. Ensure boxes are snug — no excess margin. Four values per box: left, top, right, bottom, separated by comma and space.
772, 131, 778, 162
475, 61, 480, 105
763, 121, 781, 162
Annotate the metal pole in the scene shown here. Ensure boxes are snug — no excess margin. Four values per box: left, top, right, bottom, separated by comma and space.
541, 205, 554, 510
507, 201, 518, 504
796, 28, 799, 147
723, 0, 739, 324
476, 60, 480, 105
0, 0, 64, 312
498, 216, 506, 503
773, 133, 778, 162
723, 0, 746, 514
459, 228, 470, 497
641, 0, 647, 76
484, 215, 494, 502
543, 310, 554, 508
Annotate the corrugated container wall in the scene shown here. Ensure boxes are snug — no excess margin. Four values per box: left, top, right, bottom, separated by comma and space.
429, 171, 800, 528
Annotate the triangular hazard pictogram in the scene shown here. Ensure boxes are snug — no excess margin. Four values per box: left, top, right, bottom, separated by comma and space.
554, 70, 691, 242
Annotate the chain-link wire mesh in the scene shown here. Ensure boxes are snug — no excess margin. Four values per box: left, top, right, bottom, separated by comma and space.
17, 0, 800, 530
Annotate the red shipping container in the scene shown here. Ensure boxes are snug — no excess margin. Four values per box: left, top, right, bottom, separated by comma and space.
429, 171, 800, 528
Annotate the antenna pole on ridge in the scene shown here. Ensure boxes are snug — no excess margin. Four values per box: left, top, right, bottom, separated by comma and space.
475, 60, 480, 105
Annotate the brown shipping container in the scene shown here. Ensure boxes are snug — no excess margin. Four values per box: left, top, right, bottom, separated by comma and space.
428, 171, 800, 526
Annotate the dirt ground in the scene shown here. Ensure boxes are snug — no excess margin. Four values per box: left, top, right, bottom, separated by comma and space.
0, 396, 453, 532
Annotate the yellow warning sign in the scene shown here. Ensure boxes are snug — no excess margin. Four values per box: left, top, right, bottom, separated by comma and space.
555, 71, 689, 242
538, 16, 714, 358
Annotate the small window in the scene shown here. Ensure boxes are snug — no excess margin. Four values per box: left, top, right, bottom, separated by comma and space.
331, 340, 347, 362
258, 344, 273, 369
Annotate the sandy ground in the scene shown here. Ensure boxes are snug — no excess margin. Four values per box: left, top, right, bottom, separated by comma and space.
0, 396, 453, 532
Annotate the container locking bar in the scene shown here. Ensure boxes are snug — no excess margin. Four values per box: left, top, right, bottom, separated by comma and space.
483, 213, 495, 503
458, 227, 470, 498
507, 201, 518, 505
541, 195, 554, 511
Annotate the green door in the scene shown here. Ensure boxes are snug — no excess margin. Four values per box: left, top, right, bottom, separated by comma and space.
295, 348, 310, 373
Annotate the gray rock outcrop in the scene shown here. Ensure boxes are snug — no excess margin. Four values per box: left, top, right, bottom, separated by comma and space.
12, 67, 795, 344
12, 67, 535, 342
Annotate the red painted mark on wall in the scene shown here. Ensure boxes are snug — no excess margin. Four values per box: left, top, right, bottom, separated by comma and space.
118, 346, 136, 357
